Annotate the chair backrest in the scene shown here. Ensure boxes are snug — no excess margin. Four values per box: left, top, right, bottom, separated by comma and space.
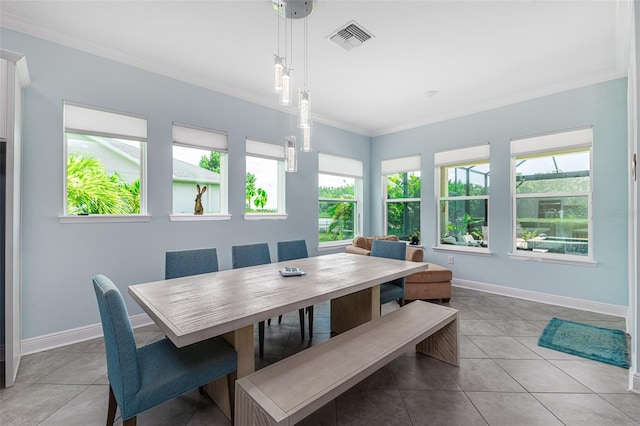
92, 274, 141, 405
165, 248, 219, 279
371, 239, 406, 289
232, 243, 271, 269
277, 239, 308, 262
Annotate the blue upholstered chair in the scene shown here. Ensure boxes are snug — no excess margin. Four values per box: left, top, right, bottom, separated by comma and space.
371, 239, 406, 307
92, 274, 237, 425
165, 247, 218, 279
277, 239, 313, 340
231, 243, 272, 358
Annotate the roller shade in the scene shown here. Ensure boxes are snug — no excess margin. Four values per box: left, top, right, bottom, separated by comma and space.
319, 152, 363, 178
381, 155, 421, 174
64, 102, 146, 141
173, 123, 228, 151
511, 127, 592, 157
246, 139, 285, 160
434, 144, 489, 167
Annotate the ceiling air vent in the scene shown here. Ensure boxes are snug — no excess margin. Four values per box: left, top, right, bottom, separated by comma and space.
329, 21, 373, 51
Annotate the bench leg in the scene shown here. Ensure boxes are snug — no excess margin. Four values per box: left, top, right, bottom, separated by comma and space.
416, 316, 460, 366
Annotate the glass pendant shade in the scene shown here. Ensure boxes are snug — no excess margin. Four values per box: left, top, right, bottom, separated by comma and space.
286, 135, 297, 172
301, 125, 311, 152
280, 69, 291, 106
274, 56, 284, 93
298, 90, 311, 128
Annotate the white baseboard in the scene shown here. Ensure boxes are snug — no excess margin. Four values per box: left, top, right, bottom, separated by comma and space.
16, 279, 629, 356
631, 372, 640, 393
21, 313, 153, 356
453, 278, 629, 318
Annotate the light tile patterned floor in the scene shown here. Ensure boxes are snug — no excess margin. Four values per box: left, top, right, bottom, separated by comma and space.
1, 286, 638, 425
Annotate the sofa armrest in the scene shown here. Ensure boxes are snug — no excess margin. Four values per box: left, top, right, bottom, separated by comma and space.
345, 246, 371, 256
406, 246, 424, 262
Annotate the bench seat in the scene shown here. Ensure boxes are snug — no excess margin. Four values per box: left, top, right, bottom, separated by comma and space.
235, 301, 459, 425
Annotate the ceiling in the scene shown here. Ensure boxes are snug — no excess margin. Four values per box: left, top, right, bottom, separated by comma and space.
0, 0, 631, 137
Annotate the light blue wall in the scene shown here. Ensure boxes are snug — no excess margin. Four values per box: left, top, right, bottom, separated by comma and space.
0, 29, 370, 338
1, 27, 629, 340
372, 78, 629, 306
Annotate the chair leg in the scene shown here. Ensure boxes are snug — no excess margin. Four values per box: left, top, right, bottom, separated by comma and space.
307, 305, 314, 340
227, 370, 237, 423
123, 418, 137, 426
107, 385, 117, 426
267, 318, 271, 326
278, 315, 283, 324
398, 298, 404, 307
298, 308, 305, 340
258, 321, 265, 358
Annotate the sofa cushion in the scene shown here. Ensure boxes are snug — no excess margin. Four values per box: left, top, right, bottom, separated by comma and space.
405, 263, 453, 283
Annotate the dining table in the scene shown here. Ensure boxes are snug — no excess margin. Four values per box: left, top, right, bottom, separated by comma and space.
128, 251, 428, 418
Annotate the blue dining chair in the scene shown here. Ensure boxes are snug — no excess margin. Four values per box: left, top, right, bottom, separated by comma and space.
165, 247, 218, 279
92, 274, 237, 425
371, 239, 407, 307
231, 243, 271, 358
277, 239, 313, 340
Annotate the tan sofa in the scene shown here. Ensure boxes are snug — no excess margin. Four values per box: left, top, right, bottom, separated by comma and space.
345, 236, 452, 302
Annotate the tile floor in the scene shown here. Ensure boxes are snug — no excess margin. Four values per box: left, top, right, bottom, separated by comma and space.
1, 286, 639, 425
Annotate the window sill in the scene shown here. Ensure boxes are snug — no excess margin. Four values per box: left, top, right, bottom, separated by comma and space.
244, 213, 288, 220
58, 214, 152, 224
508, 252, 596, 267
432, 245, 492, 256
170, 214, 231, 221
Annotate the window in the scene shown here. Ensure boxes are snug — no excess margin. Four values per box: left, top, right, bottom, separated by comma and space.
436, 144, 490, 251
318, 153, 363, 245
382, 155, 421, 240
511, 127, 592, 260
245, 139, 286, 217
171, 123, 228, 218
64, 102, 147, 216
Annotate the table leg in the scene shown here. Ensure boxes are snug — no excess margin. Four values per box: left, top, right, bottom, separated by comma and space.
205, 324, 254, 419
330, 285, 380, 334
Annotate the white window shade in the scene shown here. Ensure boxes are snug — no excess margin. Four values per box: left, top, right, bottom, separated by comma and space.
381, 155, 421, 175
434, 144, 489, 167
511, 127, 592, 157
319, 152, 363, 178
246, 139, 285, 160
64, 102, 146, 140
173, 123, 228, 151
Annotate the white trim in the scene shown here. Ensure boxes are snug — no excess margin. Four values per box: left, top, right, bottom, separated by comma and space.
318, 241, 352, 250
170, 213, 231, 221
632, 373, 640, 393
453, 278, 628, 318
244, 213, 288, 220
508, 251, 596, 266
432, 246, 491, 256
58, 214, 152, 223
21, 313, 153, 356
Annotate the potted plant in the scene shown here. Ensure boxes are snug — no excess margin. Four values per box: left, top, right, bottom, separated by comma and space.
409, 230, 421, 245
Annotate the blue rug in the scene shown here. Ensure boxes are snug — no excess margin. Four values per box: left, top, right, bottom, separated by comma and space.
538, 317, 629, 368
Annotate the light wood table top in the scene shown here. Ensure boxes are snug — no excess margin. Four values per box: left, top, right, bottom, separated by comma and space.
128, 252, 427, 348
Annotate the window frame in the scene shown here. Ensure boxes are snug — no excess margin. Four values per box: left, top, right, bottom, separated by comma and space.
170, 122, 230, 221
60, 101, 149, 223
382, 155, 421, 240
244, 138, 287, 219
434, 144, 490, 254
510, 127, 594, 264
318, 153, 364, 247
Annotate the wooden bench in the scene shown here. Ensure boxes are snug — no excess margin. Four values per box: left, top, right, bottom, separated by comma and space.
235, 300, 459, 425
